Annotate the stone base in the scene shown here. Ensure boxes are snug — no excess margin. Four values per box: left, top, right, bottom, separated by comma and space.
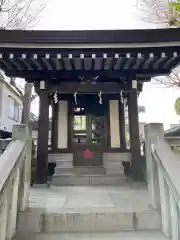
15, 231, 169, 240
103, 152, 131, 175
130, 156, 146, 182
49, 152, 131, 177
17, 184, 160, 236
52, 173, 128, 186
54, 166, 105, 175
32, 184, 50, 188
17, 208, 160, 233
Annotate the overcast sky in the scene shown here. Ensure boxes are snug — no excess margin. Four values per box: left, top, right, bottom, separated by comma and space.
28, 0, 180, 129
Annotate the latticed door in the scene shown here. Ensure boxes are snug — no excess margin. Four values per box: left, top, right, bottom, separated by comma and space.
72, 95, 107, 166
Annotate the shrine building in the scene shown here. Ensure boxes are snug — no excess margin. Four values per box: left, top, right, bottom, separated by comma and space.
0, 28, 179, 184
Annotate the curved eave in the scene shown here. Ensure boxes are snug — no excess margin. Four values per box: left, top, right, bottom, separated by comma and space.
0, 28, 180, 80
0, 28, 180, 46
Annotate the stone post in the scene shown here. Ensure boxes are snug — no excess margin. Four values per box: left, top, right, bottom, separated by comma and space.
144, 123, 164, 209
12, 124, 30, 211
169, 191, 179, 239
158, 166, 171, 237
0, 195, 8, 240
0, 124, 30, 240
21, 124, 32, 211
6, 169, 20, 240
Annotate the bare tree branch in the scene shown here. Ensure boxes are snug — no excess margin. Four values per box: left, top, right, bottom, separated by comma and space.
0, 0, 45, 30
136, 0, 180, 89
136, 0, 180, 27
0, 1, 45, 123
153, 69, 180, 88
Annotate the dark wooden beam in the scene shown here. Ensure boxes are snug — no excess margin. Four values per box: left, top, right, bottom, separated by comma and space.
36, 90, 49, 184
4, 68, 170, 80
48, 93, 131, 101
48, 82, 142, 94
51, 82, 130, 93
0, 46, 180, 58
1, 28, 180, 45
84, 57, 92, 71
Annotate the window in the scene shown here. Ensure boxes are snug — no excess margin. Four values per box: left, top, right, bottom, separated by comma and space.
74, 116, 86, 131
8, 96, 21, 121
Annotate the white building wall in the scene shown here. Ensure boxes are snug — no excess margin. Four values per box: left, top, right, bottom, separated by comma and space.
0, 82, 22, 132
32, 130, 51, 150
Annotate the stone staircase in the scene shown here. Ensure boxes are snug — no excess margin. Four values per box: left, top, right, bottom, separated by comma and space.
49, 153, 130, 186
15, 185, 168, 240
15, 149, 169, 240
52, 167, 128, 186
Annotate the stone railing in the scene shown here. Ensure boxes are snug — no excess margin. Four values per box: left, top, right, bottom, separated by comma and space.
0, 124, 32, 240
145, 123, 180, 240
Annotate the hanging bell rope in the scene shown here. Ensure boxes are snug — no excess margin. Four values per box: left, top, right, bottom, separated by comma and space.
74, 91, 78, 105
120, 90, 124, 104
98, 91, 102, 104
124, 97, 127, 107
53, 91, 58, 104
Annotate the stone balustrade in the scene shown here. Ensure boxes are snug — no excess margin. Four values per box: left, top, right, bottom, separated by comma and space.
145, 123, 180, 240
0, 124, 32, 240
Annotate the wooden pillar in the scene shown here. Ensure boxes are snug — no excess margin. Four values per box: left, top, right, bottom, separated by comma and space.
36, 89, 49, 184
119, 100, 126, 150
128, 80, 142, 181
51, 101, 58, 151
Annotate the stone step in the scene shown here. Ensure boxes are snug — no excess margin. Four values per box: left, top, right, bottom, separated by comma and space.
55, 160, 73, 169
48, 153, 73, 163
54, 166, 106, 175
15, 231, 168, 240
51, 173, 128, 186
17, 208, 161, 233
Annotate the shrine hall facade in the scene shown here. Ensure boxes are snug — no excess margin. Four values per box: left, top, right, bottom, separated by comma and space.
0, 28, 180, 184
